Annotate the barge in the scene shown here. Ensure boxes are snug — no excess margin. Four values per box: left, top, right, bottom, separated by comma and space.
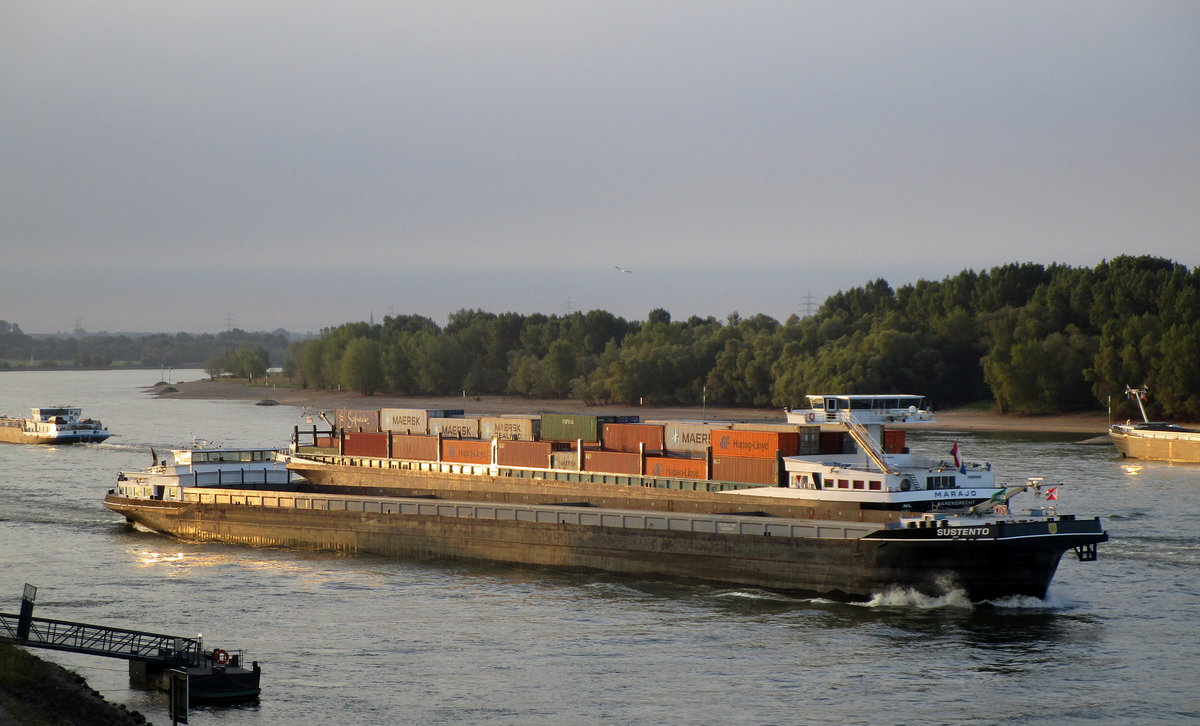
105, 395, 1107, 602
1110, 386, 1200, 463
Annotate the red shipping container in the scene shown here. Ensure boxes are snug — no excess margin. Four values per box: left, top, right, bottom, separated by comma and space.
441, 439, 492, 465
883, 429, 906, 454
391, 433, 439, 461
584, 450, 642, 475
496, 440, 552, 468
601, 423, 665, 453
712, 455, 778, 485
710, 429, 799, 459
343, 431, 388, 458
644, 456, 708, 480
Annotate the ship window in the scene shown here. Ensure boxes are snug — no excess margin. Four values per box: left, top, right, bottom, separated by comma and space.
869, 481, 882, 491
838, 479, 850, 489
853, 480, 865, 489
927, 476, 956, 490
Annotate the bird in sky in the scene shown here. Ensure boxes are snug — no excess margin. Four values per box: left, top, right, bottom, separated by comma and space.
615, 266, 633, 273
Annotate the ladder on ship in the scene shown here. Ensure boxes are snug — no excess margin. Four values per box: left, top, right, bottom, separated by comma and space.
841, 415, 896, 474
0, 584, 201, 666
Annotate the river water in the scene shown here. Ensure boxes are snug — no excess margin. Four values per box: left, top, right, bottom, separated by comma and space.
1, 369, 1197, 725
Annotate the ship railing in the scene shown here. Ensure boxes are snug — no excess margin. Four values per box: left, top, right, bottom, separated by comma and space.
840, 415, 894, 474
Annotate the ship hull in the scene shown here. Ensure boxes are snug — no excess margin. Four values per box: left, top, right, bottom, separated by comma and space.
1110, 428, 1200, 463
0, 427, 110, 445
104, 490, 1104, 602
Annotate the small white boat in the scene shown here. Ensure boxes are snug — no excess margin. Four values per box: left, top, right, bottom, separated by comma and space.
0, 406, 110, 445
116, 445, 294, 500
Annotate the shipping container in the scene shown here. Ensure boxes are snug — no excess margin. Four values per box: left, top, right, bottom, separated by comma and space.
380, 408, 435, 434
343, 431, 388, 458
646, 420, 732, 455
496, 440, 552, 468
583, 450, 642, 475
334, 408, 380, 432
429, 417, 480, 438
819, 431, 850, 455
710, 429, 799, 459
601, 423, 665, 453
551, 451, 580, 471
539, 414, 620, 443
390, 433, 439, 461
712, 455, 779, 485
883, 429, 907, 454
479, 416, 540, 441
441, 439, 492, 465
644, 456, 708, 480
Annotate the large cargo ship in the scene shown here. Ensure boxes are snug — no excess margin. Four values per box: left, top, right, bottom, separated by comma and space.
0, 406, 110, 445
105, 395, 1107, 602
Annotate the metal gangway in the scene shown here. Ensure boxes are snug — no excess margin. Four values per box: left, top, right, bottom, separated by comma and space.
0, 584, 201, 667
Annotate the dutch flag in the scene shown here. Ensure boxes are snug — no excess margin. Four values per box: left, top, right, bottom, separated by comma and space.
951, 442, 966, 474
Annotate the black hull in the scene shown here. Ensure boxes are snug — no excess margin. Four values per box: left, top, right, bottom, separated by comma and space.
104, 493, 1104, 602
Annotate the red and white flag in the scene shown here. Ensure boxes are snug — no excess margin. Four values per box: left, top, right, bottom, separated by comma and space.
1045, 486, 1058, 501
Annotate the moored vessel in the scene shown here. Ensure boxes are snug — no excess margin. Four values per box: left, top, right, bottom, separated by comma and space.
0, 406, 110, 444
1109, 386, 1200, 463
105, 395, 1107, 602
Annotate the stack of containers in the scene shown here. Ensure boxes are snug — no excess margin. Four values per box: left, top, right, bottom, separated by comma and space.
710, 429, 800, 485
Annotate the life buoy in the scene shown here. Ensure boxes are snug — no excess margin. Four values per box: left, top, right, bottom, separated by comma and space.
899, 478, 911, 492
806, 412, 815, 422
212, 648, 230, 665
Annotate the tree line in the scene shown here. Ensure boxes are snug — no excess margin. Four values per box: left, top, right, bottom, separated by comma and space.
285, 256, 1200, 420
0, 324, 293, 377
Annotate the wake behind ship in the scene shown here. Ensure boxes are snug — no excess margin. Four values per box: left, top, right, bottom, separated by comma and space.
105, 395, 1107, 602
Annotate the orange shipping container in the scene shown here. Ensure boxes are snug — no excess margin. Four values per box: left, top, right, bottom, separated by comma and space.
391, 433, 439, 461
583, 450, 642, 475
712, 455, 779, 485
343, 431, 388, 458
710, 430, 799, 459
496, 440, 552, 468
644, 456, 708, 480
441, 439, 492, 465
602, 423, 665, 453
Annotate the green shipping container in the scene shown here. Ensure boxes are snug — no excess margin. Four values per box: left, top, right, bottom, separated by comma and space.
539, 414, 618, 443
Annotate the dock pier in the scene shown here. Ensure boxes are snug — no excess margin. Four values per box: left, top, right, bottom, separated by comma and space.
0, 585, 260, 703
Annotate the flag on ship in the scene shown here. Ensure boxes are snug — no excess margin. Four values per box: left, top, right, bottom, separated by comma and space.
951, 442, 966, 474
1045, 486, 1059, 501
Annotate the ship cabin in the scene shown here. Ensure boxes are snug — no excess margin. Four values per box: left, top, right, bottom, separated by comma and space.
785, 394, 934, 426
115, 447, 293, 501
772, 394, 1001, 511
30, 406, 86, 424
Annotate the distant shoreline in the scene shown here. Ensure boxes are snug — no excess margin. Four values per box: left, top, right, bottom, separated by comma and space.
152, 378, 1115, 435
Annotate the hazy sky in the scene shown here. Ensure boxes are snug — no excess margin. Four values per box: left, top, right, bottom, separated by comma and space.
2, 1, 1197, 334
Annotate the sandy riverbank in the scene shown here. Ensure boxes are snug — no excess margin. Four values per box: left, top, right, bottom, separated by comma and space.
152, 378, 1115, 435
